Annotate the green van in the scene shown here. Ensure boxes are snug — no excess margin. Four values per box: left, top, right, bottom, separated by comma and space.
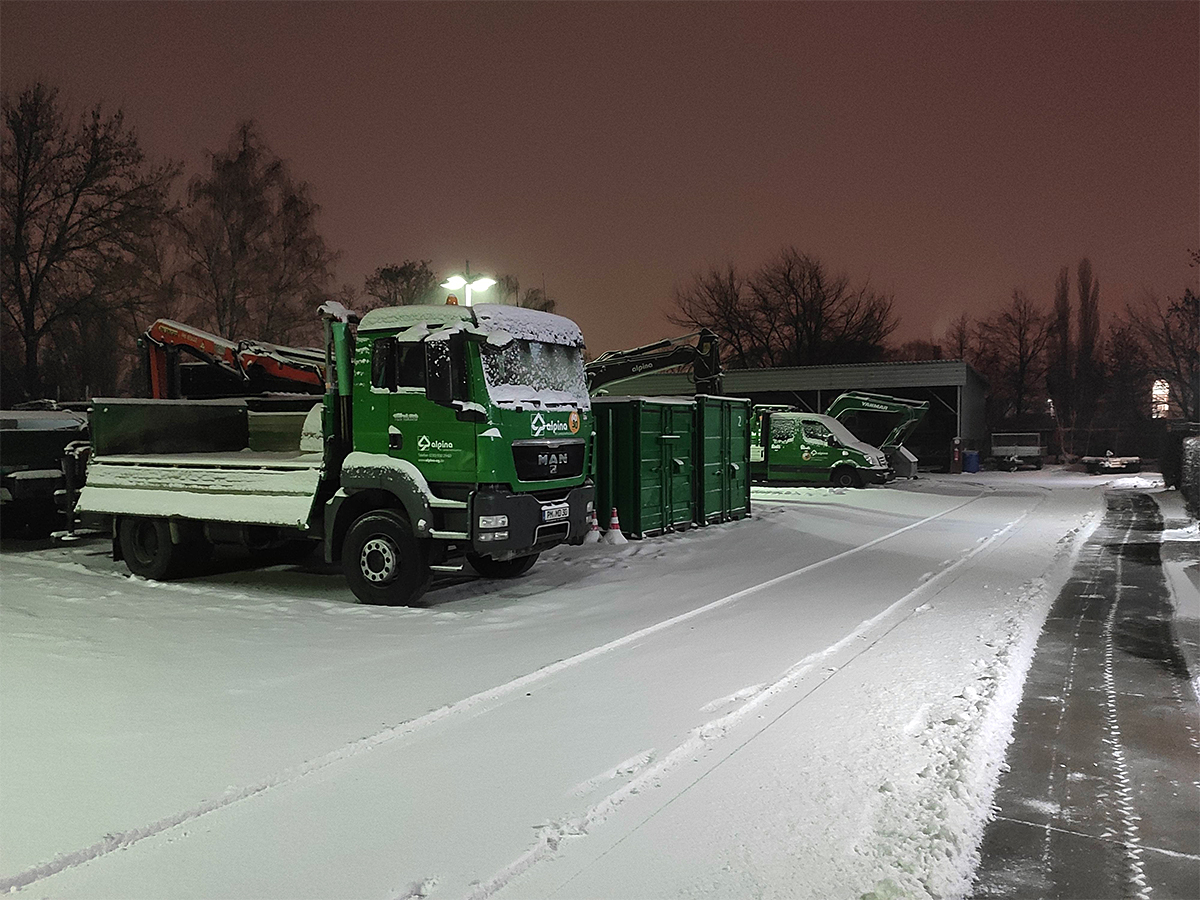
750, 409, 891, 488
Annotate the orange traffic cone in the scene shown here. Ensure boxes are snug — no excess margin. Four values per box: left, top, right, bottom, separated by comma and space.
602, 507, 628, 545
584, 509, 601, 543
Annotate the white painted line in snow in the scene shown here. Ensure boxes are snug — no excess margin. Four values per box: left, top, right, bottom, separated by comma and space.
1, 487, 993, 894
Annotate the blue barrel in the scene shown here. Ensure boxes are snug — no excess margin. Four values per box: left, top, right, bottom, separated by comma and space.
963, 450, 980, 473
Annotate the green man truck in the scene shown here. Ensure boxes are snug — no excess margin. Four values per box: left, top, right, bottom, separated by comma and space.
75, 302, 596, 606
750, 408, 891, 487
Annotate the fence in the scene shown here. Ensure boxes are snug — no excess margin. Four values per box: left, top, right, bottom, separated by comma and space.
1183, 436, 1200, 518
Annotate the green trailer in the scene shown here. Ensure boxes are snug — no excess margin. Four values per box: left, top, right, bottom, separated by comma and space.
693, 395, 751, 525
593, 396, 695, 538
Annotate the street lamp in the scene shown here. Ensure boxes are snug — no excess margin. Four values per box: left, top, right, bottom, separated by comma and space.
441, 262, 495, 306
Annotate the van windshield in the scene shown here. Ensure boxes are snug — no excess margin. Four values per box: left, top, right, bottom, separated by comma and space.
481, 340, 590, 409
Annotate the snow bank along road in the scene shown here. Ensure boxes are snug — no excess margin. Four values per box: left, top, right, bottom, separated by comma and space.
0, 471, 1129, 898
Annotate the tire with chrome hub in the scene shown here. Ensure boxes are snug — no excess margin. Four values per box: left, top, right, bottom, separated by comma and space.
342, 510, 430, 606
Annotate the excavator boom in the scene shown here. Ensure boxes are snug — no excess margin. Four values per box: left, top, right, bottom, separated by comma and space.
586, 329, 722, 395
823, 391, 929, 477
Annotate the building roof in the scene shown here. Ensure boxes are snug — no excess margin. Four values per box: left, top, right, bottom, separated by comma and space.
600, 359, 986, 396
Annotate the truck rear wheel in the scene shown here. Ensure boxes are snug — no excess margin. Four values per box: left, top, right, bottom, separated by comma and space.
342, 510, 431, 606
831, 466, 862, 489
467, 552, 539, 579
119, 517, 185, 580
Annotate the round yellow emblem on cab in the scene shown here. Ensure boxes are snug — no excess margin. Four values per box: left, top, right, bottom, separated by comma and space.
569, 411, 581, 434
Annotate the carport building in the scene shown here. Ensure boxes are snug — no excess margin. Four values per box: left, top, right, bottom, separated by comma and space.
598, 359, 988, 471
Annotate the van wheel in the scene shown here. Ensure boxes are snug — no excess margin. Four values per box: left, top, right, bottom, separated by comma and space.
342, 510, 431, 606
831, 467, 862, 489
119, 517, 185, 580
467, 552, 539, 579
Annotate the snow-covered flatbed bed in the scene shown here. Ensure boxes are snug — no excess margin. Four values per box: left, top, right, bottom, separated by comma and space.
0, 469, 1169, 898
76, 451, 325, 528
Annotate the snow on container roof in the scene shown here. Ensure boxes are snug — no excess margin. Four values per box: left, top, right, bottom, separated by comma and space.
472, 304, 585, 348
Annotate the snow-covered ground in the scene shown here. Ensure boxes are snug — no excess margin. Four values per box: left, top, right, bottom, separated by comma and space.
0, 469, 1171, 898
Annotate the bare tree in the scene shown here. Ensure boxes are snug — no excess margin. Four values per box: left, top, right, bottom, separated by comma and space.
940, 312, 976, 362
493, 273, 520, 306
1, 83, 177, 400
890, 339, 943, 361
1124, 287, 1199, 421
173, 122, 337, 344
1046, 266, 1073, 425
363, 259, 439, 309
1075, 258, 1102, 429
672, 249, 897, 368
492, 273, 557, 313
975, 290, 1052, 419
671, 263, 768, 368
1102, 320, 1151, 431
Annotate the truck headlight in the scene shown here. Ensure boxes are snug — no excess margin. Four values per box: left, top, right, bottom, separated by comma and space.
479, 515, 508, 529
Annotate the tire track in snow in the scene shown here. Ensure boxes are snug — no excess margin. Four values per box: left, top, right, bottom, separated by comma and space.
466, 491, 1046, 900
1102, 524, 1152, 900
1, 486, 996, 894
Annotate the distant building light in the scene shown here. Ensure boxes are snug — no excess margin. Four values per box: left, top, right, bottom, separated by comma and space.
1151, 379, 1170, 418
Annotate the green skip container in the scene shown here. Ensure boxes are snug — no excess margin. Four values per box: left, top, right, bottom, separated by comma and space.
693, 394, 751, 525
593, 396, 696, 538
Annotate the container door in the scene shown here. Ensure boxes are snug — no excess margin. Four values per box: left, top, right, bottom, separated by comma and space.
728, 401, 750, 517
665, 403, 693, 529
637, 402, 666, 537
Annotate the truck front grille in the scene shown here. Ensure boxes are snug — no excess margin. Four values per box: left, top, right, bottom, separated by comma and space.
512, 440, 585, 482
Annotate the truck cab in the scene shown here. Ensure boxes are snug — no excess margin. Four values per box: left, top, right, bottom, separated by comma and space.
750, 409, 891, 488
330, 304, 595, 600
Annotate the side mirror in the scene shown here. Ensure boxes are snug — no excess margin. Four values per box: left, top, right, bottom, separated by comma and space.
827, 435, 841, 448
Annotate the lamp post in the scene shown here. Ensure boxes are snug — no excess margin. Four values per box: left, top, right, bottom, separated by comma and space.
441, 261, 495, 306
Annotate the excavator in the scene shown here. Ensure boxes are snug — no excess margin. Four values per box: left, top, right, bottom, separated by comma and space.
585, 329, 722, 395
820, 391, 929, 477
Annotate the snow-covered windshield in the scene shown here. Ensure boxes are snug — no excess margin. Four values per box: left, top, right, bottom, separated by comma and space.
481, 340, 590, 409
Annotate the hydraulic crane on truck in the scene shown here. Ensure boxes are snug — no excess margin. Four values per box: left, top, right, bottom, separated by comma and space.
822, 391, 929, 477
141, 319, 326, 399
585, 329, 723, 396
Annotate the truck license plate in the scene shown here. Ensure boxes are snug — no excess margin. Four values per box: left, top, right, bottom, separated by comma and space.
542, 504, 570, 523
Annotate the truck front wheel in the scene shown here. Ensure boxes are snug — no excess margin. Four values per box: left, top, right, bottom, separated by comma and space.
119, 517, 185, 580
342, 510, 431, 606
466, 552, 539, 579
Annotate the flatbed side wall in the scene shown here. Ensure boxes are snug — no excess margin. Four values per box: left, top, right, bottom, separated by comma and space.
91, 399, 249, 456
